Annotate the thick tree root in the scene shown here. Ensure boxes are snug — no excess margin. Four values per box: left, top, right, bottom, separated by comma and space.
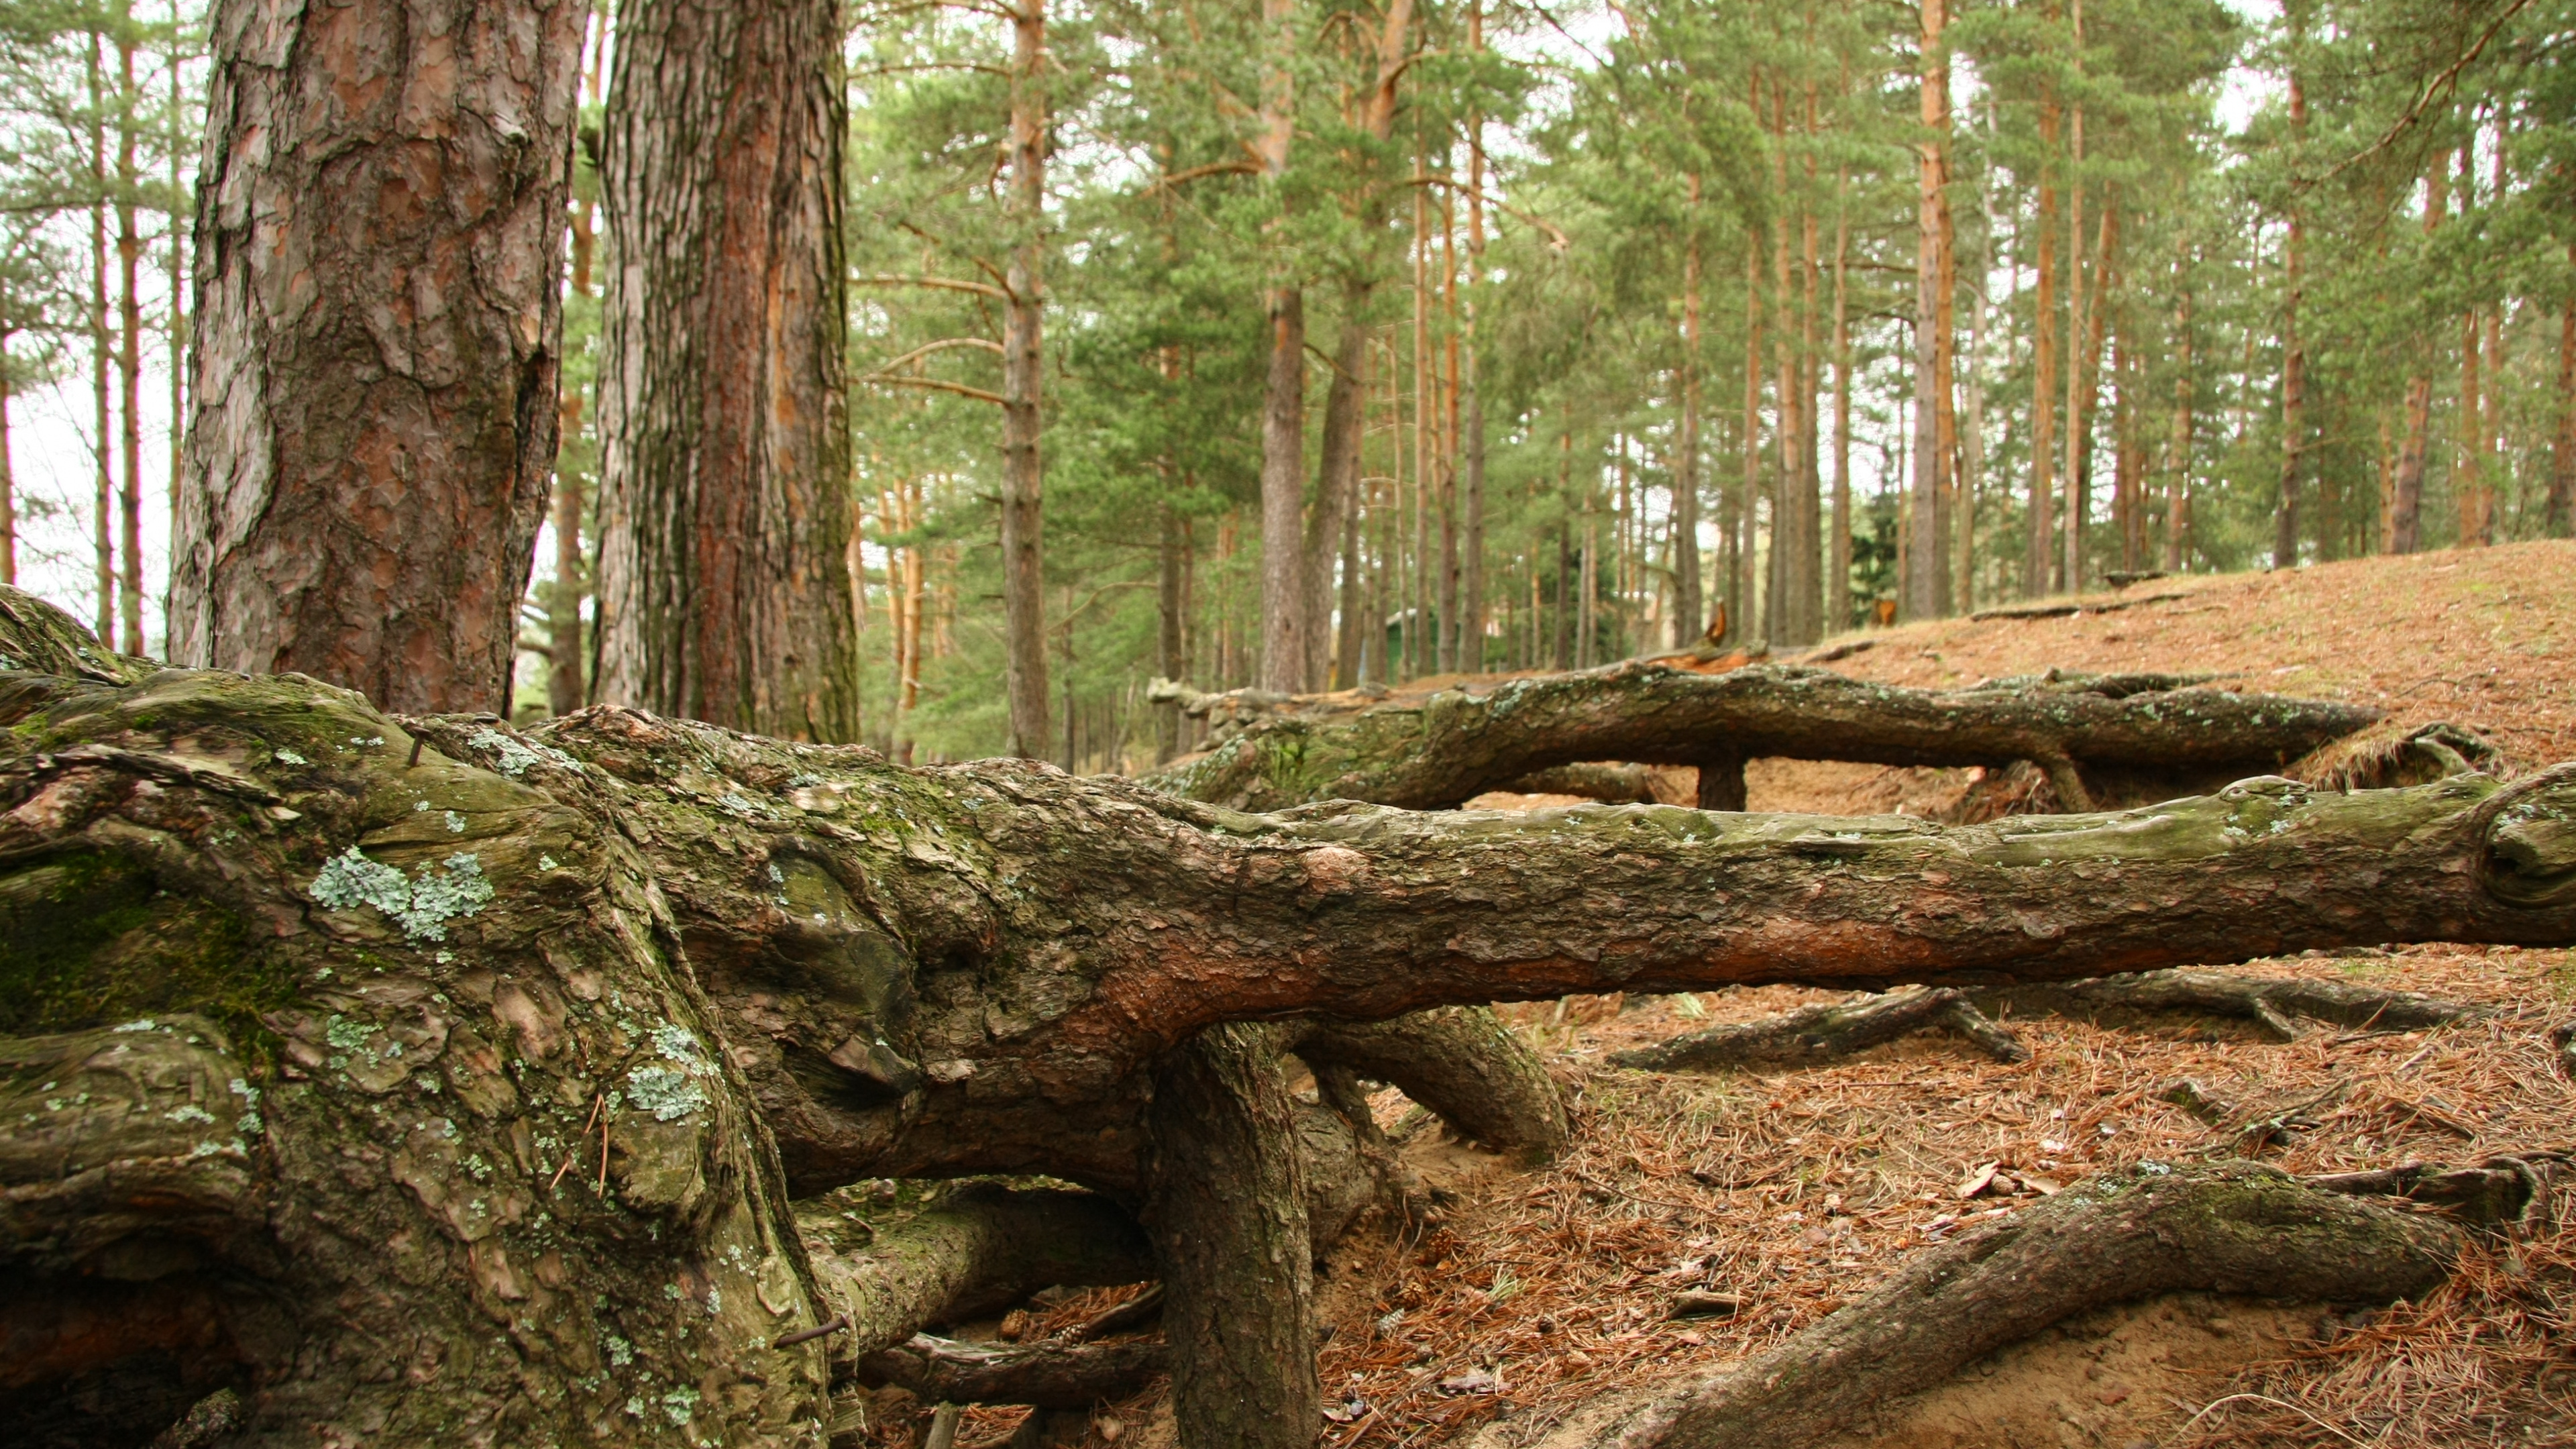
1980, 967, 2485, 1042
854, 1333, 1165, 1409
1536, 1162, 2465, 1449
1607, 987, 2029, 1071
1296, 1006, 1568, 1163
804, 1185, 1154, 1362
1142, 1024, 1320, 1449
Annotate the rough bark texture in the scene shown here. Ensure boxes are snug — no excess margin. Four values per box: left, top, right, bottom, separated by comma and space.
855, 1334, 1165, 1409
4, 590, 2573, 1447
1142, 1024, 1320, 1449
802, 1185, 1152, 1361
172, 0, 585, 714
1529, 1163, 2465, 1449
1297, 1006, 1568, 1163
1146, 661, 2378, 814
1609, 986, 2027, 1071
593, 0, 859, 743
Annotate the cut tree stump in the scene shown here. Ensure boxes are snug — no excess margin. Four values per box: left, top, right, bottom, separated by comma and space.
1607, 987, 2029, 1071
1521, 1162, 2471, 1449
1144, 659, 2378, 812
1, 588, 2570, 1449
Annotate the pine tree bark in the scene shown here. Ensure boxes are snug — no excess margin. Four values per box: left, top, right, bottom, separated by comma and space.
1674, 176, 1705, 647
1904, 0, 1947, 621
1254, 0, 1306, 696
2553, 250, 2574, 539
115, 12, 144, 657
998, 0, 1052, 755
593, 0, 859, 743
172, 0, 586, 715
2027, 87, 2059, 598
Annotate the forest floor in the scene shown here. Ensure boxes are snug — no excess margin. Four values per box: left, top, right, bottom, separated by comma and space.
928, 541, 2576, 1449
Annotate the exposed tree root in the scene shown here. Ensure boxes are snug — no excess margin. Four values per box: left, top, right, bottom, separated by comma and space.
1606, 987, 2029, 1071
803, 1186, 1153, 1362
1296, 1007, 1568, 1163
1535, 1162, 2466, 1449
853, 1333, 1165, 1409
1616, 969, 2485, 1077
1496, 761, 1661, 804
2308, 720, 2503, 792
1981, 967, 2485, 1042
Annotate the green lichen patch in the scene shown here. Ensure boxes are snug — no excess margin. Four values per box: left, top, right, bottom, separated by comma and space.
309, 847, 496, 941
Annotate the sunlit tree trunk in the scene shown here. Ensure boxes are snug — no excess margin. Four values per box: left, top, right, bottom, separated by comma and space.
2165, 280, 2194, 572
115, 8, 144, 655
173, 0, 585, 713
1254, 0, 1305, 694
89, 30, 114, 645
2553, 243, 2575, 539
1829, 196, 1850, 629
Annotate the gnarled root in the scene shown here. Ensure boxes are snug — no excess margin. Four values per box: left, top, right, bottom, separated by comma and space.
855, 1334, 1166, 1409
1981, 967, 2483, 1042
804, 1186, 1154, 1363
1297, 1006, 1568, 1163
1609, 987, 2028, 1071
1536, 1162, 2463, 1449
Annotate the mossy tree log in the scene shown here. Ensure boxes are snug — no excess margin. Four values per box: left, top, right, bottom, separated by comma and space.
1, 602, 2570, 1445
1146, 662, 2380, 813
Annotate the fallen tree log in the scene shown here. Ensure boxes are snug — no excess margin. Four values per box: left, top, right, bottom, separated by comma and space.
1144, 661, 2379, 812
1525, 1161, 2485, 1449
1, 591, 2570, 1449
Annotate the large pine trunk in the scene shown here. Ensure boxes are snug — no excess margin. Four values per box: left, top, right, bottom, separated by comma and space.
593, 0, 859, 743
171, 0, 588, 714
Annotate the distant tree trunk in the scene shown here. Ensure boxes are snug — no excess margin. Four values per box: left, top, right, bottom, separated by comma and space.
2453, 144, 2485, 549
1159, 504, 1185, 758
2028, 87, 2059, 598
1255, 0, 1305, 696
2164, 282, 2194, 571
1460, 3, 1487, 671
1674, 176, 1704, 647
1305, 284, 1370, 691
173, 0, 585, 714
116, 12, 144, 656
2058, 64, 2087, 591
2553, 245, 2574, 539
2273, 61, 2306, 571
1735, 236, 1760, 640
998, 0, 1051, 753
0, 317, 14, 586
1829, 196, 1850, 630
90, 31, 114, 646
2391, 158, 2443, 555
548, 199, 598, 719
1904, 0, 1946, 621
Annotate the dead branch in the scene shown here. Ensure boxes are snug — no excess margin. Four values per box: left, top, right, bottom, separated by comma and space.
1607, 987, 2028, 1071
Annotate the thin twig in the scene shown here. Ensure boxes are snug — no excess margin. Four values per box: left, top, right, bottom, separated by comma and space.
549, 1094, 605, 1191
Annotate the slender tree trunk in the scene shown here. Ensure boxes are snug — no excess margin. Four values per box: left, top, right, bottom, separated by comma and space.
1436, 176, 1460, 674
0, 319, 13, 587
1932, 87, 1960, 617
1305, 285, 1370, 690
1461, 3, 1486, 672
90, 31, 113, 646
1159, 502, 1185, 756
2453, 144, 2483, 549
1735, 239, 1760, 642
2273, 62, 2306, 571
2392, 160, 2442, 555
164, 2, 184, 596
2072, 204, 2115, 582
2059, 44, 2087, 592
1674, 174, 1705, 647
1768, 85, 1798, 643
1829, 197, 1850, 631
594, 0, 859, 742
2553, 244, 2575, 539
2165, 283, 2194, 572
115, 13, 144, 656
995, 3, 1050, 753
2028, 89, 2059, 598
547, 200, 598, 719
1253, 0, 1305, 695
174, 0, 581, 712
1904, 0, 1946, 621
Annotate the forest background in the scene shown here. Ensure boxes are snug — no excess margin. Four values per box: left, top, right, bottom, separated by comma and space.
0, 0, 2569, 770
